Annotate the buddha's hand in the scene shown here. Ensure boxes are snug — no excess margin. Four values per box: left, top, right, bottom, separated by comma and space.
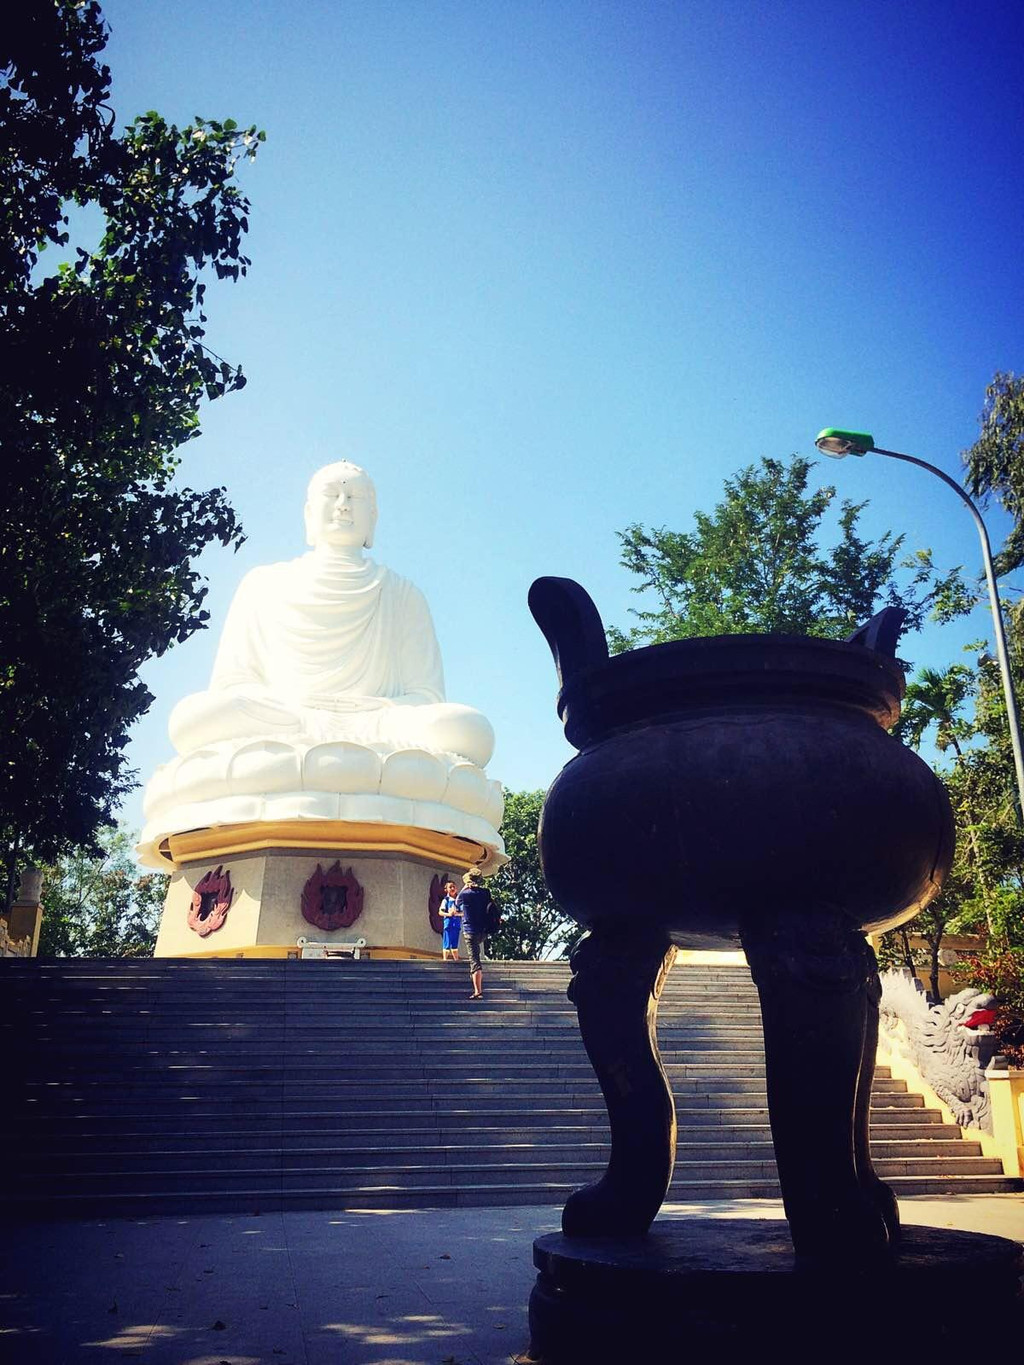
301, 694, 393, 713
233, 695, 305, 727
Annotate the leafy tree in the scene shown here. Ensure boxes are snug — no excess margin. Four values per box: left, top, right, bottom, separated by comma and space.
895, 665, 976, 757
895, 661, 1002, 919
38, 828, 165, 958
908, 904, 958, 1005
1, 2, 263, 902
889, 626, 1024, 1000
611, 453, 978, 994
964, 371, 1024, 575
610, 457, 964, 652
948, 643, 1024, 949
882, 668, 983, 997
488, 790, 575, 961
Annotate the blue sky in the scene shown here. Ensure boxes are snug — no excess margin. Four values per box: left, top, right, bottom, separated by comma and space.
91, 0, 1023, 827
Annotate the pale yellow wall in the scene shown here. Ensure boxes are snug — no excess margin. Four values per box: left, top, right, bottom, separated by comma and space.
153, 852, 267, 957
6, 902, 42, 956
255, 849, 456, 953
153, 843, 462, 958
985, 1068, 1024, 1177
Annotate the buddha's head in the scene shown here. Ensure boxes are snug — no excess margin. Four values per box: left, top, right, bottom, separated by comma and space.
305, 461, 378, 550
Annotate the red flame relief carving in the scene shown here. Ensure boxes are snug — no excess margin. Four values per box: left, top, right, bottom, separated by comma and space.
301, 862, 364, 933
428, 872, 446, 935
188, 866, 234, 937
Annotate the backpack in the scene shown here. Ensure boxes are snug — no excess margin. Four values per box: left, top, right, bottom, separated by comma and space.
484, 897, 502, 935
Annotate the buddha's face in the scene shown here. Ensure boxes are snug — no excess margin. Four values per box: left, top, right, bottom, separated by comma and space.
305, 463, 378, 549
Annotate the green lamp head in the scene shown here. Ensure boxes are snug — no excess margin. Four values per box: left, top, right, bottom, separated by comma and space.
815, 428, 875, 458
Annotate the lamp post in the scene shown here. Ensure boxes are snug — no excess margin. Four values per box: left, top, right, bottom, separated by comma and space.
814, 428, 1024, 822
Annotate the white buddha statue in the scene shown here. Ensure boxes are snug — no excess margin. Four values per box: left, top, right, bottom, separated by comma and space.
168, 461, 495, 768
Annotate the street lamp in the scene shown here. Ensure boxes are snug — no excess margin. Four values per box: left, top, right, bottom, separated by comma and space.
814, 428, 1024, 821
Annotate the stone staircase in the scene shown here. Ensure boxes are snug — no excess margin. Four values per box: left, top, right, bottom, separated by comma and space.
0, 956, 1016, 1216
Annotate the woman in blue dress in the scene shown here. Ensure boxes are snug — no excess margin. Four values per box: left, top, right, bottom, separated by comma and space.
439, 880, 462, 961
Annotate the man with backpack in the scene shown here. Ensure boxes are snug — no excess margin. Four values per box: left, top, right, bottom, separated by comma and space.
456, 869, 500, 1000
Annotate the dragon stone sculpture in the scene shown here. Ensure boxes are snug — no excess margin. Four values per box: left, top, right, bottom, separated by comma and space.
879, 971, 998, 1131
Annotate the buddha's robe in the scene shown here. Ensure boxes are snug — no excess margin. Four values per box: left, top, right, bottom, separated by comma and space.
170, 554, 493, 765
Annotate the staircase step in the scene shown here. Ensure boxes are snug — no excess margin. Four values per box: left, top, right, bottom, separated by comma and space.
1, 956, 1016, 1214
5, 1173, 1017, 1220
13, 1128, 977, 1160
23, 1138, 997, 1178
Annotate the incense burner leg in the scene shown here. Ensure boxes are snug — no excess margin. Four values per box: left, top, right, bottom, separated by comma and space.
854, 951, 900, 1241
562, 925, 676, 1237
740, 911, 896, 1261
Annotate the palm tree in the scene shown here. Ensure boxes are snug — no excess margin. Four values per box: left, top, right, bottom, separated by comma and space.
896, 664, 974, 758
897, 663, 997, 940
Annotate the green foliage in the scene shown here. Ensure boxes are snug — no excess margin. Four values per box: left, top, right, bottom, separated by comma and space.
488, 789, 575, 961
878, 900, 961, 1004
894, 620, 1024, 1000
610, 448, 994, 998
937, 615, 1024, 951
964, 371, 1024, 575
0, 2, 262, 880
876, 929, 914, 974
610, 456, 963, 652
38, 828, 165, 958
894, 665, 976, 756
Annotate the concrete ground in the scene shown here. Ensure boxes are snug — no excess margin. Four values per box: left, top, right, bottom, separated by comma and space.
1, 1196, 1022, 1365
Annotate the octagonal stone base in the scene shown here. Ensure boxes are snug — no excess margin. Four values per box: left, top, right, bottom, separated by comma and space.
526, 1220, 1024, 1362
151, 820, 488, 958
